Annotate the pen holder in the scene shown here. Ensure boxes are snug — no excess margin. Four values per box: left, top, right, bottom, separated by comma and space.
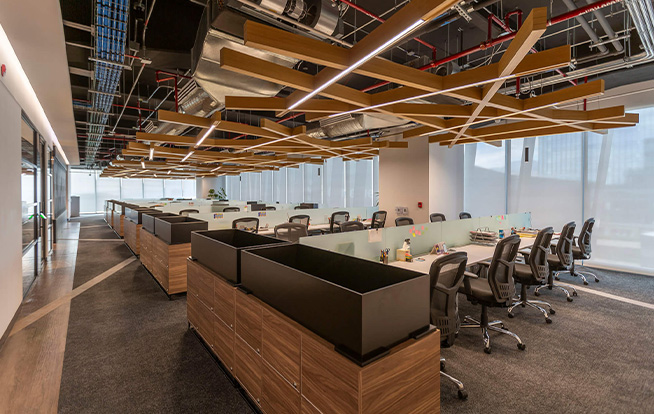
380, 256, 388, 265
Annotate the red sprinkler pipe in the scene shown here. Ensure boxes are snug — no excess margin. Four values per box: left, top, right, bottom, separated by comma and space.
362, 0, 618, 93
338, 0, 439, 58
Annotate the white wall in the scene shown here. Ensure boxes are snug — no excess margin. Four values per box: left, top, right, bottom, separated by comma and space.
0, 82, 25, 337
196, 176, 227, 200
379, 136, 431, 225
429, 144, 464, 221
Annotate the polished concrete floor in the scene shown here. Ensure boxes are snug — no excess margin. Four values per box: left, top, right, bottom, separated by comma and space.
0, 215, 653, 413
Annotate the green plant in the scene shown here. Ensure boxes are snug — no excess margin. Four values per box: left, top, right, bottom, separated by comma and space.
217, 187, 227, 201
207, 188, 216, 199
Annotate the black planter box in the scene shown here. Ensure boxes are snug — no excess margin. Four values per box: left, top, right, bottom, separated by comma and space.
142, 212, 178, 233
125, 207, 160, 224
154, 216, 208, 245
241, 244, 430, 365
191, 230, 288, 284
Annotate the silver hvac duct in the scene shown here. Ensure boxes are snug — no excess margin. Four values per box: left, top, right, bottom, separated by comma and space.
307, 113, 411, 139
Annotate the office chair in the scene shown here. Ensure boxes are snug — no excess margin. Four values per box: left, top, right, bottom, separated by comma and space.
395, 217, 414, 227
566, 218, 598, 285
339, 221, 365, 232
459, 235, 525, 354
289, 214, 310, 227
265, 206, 276, 211
430, 213, 446, 222
330, 211, 350, 233
459, 212, 472, 219
535, 222, 577, 302
429, 252, 469, 400
179, 209, 199, 216
371, 210, 387, 229
223, 207, 240, 212
509, 227, 555, 323
232, 217, 259, 233
274, 223, 308, 243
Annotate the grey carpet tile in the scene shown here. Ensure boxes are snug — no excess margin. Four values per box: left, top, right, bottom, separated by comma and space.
440, 289, 654, 414
58, 261, 252, 414
72, 240, 134, 288
78, 225, 121, 240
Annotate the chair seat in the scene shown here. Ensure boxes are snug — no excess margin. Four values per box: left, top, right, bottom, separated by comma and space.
514, 263, 541, 285
572, 246, 589, 260
460, 277, 495, 303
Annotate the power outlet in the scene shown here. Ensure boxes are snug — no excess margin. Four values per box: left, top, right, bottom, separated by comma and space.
395, 206, 409, 216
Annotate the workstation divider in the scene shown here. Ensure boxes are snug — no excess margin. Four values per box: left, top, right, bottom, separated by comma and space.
301, 212, 532, 262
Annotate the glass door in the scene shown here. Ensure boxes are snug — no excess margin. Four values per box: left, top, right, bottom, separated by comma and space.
21, 117, 38, 295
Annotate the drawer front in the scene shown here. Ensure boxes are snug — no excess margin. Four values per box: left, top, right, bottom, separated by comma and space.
189, 294, 214, 347
214, 275, 235, 328
213, 314, 234, 371
234, 335, 262, 405
262, 308, 301, 389
262, 361, 300, 414
194, 262, 214, 308
235, 290, 262, 353
167, 244, 190, 294
187, 260, 200, 298
301, 397, 322, 414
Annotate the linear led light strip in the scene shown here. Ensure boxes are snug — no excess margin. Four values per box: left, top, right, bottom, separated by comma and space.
195, 124, 216, 147
328, 74, 515, 118
181, 150, 195, 162
288, 19, 426, 110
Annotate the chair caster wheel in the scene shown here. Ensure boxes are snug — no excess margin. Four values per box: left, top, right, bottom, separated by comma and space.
484, 347, 492, 354
517, 343, 526, 351
521, 303, 526, 307
583, 281, 589, 286
554, 276, 560, 281
546, 318, 552, 324
595, 279, 600, 283
572, 291, 578, 297
441, 360, 445, 370
549, 309, 556, 315
508, 313, 515, 318
567, 297, 573, 302
534, 291, 540, 296
458, 389, 468, 400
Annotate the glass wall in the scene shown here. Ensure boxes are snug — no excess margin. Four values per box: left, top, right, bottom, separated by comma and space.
463, 107, 654, 274
70, 170, 197, 213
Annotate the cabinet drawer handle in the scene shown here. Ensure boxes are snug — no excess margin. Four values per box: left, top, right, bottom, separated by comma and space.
293, 382, 298, 388
256, 348, 260, 354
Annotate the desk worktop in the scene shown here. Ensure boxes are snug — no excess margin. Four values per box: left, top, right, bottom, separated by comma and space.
390, 237, 536, 274
257, 219, 373, 236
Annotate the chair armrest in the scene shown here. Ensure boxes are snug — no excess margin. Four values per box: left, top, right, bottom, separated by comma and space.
464, 271, 479, 279
462, 272, 476, 296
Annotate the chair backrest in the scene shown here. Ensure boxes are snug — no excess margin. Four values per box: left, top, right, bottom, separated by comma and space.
330, 211, 350, 232
179, 209, 199, 216
371, 211, 387, 229
578, 217, 595, 257
232, 217, 260, 233
430, 213, 446, 222
274, 223, 308, 242
528, 227, 554, 282
339, 221, 365, 232
265, 206, 276, 211
459, 212, 472, 219
289, 214, 310, 227
429, 252, 468, 346
487, 235, 521, 303
223, 207, 240, 212
395, 217, 414, 227
555, 222, 576, 268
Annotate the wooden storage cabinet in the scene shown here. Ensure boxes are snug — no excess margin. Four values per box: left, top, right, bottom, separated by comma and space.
262, 361, 300, 414
186, 259, 441, 414
148, 235, 190, 294
140, 228, 153, 272
124, 220, 141, 254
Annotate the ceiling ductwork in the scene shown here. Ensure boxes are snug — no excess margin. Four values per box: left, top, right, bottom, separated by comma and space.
307, 113, 411, 139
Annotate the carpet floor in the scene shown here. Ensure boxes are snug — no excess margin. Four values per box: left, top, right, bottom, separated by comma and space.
57, 216, 654, 413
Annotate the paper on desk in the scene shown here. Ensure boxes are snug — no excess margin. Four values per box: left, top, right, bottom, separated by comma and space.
368, 228, 382, 243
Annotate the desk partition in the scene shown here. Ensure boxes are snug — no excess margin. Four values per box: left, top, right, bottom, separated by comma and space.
301, 212, 532, 262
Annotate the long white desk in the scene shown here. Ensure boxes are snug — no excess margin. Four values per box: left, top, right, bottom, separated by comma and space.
390, 237, 536, 274
257, 219, 373, 236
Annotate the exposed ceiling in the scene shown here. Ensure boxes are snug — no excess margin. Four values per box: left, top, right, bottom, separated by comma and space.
58, 0, 654, 171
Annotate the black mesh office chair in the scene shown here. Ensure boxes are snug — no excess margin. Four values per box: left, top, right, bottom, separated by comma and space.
429, 252, 469, 400
509, 227, 555, 323
265, 206, 276, 211
567, 218, 598, 284
371, 211, 387, 229
330, 211, 350, 233
535, 222, 577, 302
232, 217, 259, 233
289, 214, 310, 227
223, 207, 240, 212
339, 221, 364, 232
430, 213, 446, 222
459, 235, 525, 354
395, 217, 413, 227
274, 223, 308, 242
459, 212, 472, 219
179, 209, 199, 216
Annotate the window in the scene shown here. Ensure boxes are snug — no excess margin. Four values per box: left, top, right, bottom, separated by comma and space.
164, 180, 183, 198
464, 142, 506, 217
182, 179, 196, 198
120, 178, 143, 199
70, 170, 97, 213
95, 176, 120, 212
287, 166, 304, 203
273, 169, 287, 203
143, 179, 164, 199
303, 164, 322, 204
345, 159, 373, 207
323, 157, 345, 207
261, 170, 273, 203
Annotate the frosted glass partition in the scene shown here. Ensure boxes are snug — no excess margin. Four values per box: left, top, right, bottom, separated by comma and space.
190, 207, 374, 231
301, 212, 531, 265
